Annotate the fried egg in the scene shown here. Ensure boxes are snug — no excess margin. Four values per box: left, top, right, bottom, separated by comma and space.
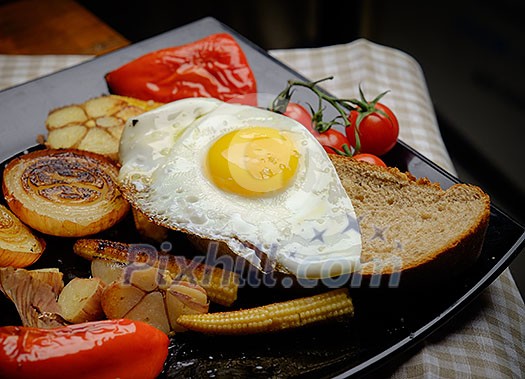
118, 98, 361, 279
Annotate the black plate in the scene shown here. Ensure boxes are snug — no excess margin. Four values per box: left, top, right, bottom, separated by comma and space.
1, 17, 524, 378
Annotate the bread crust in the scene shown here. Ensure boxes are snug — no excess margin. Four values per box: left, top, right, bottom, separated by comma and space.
330, 155, 491, 285
120, 152, 491, 287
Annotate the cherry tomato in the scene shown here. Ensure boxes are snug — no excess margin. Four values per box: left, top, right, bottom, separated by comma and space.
283, 102, 314, 131
352, 153, 387, 167
346, 102, 399, 156
279, 102, 352, 155
315, 129, 351, 155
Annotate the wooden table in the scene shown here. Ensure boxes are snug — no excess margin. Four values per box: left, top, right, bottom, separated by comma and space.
0, 0, 129, 55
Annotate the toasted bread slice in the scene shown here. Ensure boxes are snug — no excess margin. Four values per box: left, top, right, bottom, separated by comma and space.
330, 155, 490, 282
187, 155, 490, 285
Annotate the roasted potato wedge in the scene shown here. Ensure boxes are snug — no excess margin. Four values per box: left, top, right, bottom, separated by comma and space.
100, 264, 208, 334
57, 277, 105, 323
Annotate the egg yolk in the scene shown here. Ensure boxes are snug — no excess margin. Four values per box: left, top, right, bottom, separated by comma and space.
206, 127, 300, 197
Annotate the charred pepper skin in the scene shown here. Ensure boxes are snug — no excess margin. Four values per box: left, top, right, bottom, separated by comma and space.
0, 319, 169, 379
105, 33, 258, 105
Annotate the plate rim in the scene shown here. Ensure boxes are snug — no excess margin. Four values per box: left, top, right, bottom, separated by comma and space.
0, 16, 524, 378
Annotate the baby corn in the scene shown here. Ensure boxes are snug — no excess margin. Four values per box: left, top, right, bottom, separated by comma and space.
177, 288, 354, 335
73, 239, 239, 306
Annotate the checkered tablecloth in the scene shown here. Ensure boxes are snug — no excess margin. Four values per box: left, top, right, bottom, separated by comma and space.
271, 41, 524, 378
1, 39, 524, 378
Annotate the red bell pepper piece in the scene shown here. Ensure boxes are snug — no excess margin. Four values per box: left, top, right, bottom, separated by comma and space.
0, 319, 169, 379
105, 33, 258, 105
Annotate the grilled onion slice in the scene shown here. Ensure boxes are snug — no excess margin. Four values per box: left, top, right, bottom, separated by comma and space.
2, 149, 129, 237
0, 267, 66, 328
0, 204, 45, 267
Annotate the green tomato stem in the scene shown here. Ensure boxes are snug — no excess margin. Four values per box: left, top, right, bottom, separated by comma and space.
270, 76, 391, 157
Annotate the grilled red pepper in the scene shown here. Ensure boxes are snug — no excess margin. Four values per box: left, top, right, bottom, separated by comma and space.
105, 33, 258, 105
0, 319, 169, 379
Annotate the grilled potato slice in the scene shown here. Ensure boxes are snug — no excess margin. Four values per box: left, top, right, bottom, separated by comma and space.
45, 95, 162, 160
57, 277, 105, 323
100, 264, 208, 334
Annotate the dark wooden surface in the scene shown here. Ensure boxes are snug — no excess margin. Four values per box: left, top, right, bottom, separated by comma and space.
0, 0, 129, 55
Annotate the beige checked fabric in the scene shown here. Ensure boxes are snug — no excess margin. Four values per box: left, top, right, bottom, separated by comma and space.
271, 39, 525, 378
0, 54, 92, 90
1, 41, 524, 377
271, 39, 454, 173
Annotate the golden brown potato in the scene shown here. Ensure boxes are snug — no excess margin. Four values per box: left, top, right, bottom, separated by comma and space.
91, 259, 126, 286
126, 291, 170, 334
57, 277, 105, 323
74, 238, 239, 306
166, 281, 209, 332
101, 281, 145, 319
100, 264, 208, 334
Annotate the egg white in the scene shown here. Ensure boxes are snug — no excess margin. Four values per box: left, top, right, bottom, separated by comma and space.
119, 98, 362, 279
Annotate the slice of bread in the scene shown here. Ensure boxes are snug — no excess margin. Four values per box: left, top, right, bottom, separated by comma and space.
122, 146, 490, 286
330, 155, 490, 283
185, 155, 490, 287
